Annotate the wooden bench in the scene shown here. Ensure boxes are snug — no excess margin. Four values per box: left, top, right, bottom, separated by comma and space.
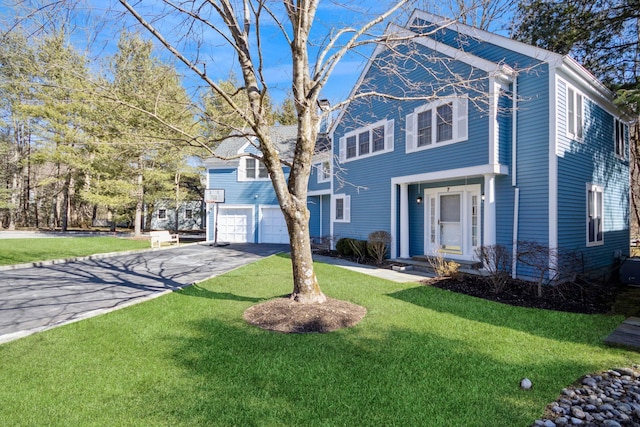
150, 230, 180, 248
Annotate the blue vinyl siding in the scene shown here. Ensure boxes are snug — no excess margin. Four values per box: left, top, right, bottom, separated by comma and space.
332, 42, 493, 243
556, 78, 630, 273
308, 194, 331, 239
512, 65, 551, 247
308, 162, 331, 192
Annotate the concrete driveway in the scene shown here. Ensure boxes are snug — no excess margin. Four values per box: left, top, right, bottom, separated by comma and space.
0, 243, 288, 344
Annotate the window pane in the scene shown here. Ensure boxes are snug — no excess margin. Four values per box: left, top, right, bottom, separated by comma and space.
436, 103, 453, 142
159, 209, 166, 219
346, 136, 357, 158
258, 162, 268, 178
576, 94, 583, 138
372, 126, 385, 151
322, 161, 331, 180
246, 158, 256, 178
417, 110, 432, 147
335, 198, 344, 220
440, 194, 460, 222
358, 131, 370, 155
568, 88, 575, 135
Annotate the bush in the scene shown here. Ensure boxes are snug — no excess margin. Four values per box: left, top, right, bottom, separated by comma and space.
348, 239, 368, 263
336, 238, 354, 256
367, 231, 391, 265
427, 250, 460, 278
475, 244, 511, 293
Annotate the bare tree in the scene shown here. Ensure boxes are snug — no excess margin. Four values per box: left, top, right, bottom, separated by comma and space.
114, 0, 411, 304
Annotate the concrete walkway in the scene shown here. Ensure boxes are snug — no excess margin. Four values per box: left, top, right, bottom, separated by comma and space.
0, 243, 287, 344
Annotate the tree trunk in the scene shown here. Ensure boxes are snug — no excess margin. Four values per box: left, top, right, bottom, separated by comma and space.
61, 172, 71, 232
286, 198, 327, 304
134, 171, 143, 237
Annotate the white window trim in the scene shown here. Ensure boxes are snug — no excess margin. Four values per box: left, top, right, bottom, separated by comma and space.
238, 157, 270, 182
406, 97, 468, 153
158, 209, 167, 221
338, 118, 394, 163
586, 183, 604, 247
333, 194, 351, 223
614, 118, 627, 160
316, 160, 331, 183
566, 85, 585, 141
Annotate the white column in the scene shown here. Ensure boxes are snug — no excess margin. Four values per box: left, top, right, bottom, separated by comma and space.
400, 183, 410, 258
483, 174, 496, 247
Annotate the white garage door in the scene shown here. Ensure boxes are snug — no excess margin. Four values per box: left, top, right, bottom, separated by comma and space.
260, 207, 289, 244
217, 207, 252, 243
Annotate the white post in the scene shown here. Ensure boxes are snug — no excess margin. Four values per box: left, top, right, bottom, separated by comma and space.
400, 183, 410, 258
483, 174, 496, 247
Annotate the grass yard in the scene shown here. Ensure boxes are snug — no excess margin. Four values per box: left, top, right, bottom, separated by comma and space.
0, 236, 151, 265
0, 254, 638, 426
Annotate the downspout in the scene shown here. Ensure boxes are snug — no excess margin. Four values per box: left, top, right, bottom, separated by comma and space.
511, 77, 519, 279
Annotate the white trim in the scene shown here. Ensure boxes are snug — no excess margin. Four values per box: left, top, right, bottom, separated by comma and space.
405, 97, 469, 153
215, 204, 256, 244
549, 69, 559, 274
483, 175, 496, 247
400, 184, 410, 258
388, 24, 515, 77
391, 163, 508, 186
586, 183, 604, 247
564, 83, 585, 142
340, 118, 394, 162
512, 77, 518, 187
422, 184, 482, 261
315, 160, 331, 183
489, 77, 499, 165
408, 10, 563, 68
333, 194, 351, 223
307, 189, 332, 196
237, 157, 269, 182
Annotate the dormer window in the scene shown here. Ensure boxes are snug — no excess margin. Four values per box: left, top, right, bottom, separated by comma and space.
239, 157, 269, 181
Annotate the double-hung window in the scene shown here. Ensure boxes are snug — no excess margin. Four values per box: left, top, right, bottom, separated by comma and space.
587, 184, 604, 246
417, 110, 432, 147
567, 87, 584, 140
615, 118, 627, 159
158, 209, 167, 220
240, 158, 268, 181
346, 135, 357, 159
339, 119, 394, 162
334, 194, 351, 222
358, 131, 370, 156
406, 97, 468, 153
316, 160, 331, 183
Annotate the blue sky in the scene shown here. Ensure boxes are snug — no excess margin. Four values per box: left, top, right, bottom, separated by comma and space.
2, 0, 515, 106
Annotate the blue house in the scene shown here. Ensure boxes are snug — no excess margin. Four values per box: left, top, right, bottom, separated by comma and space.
329, 10, 630, 280
205, 126, 332, 245
206, 10, 630, 281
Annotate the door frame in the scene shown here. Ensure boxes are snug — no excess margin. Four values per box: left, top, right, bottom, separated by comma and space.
423, 184, 481, 260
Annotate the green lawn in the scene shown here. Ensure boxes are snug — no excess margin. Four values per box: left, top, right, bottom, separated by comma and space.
0, 236, 151, 265
0, 254, 637, 426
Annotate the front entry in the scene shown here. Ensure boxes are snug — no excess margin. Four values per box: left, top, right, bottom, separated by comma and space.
424, 184, 481, 260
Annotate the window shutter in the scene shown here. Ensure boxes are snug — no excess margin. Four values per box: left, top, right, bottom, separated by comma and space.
344, 195, 351, 223
339, 136, 346, 162
385, 119, 394, 151
455, 98, 468, 141
405, 113, 415, 152
237, 158, 246, 181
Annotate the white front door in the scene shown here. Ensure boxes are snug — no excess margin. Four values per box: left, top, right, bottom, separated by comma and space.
424, 184, 481, 260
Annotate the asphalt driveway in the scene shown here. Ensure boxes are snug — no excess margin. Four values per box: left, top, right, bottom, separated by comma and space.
0, 243, 288, 344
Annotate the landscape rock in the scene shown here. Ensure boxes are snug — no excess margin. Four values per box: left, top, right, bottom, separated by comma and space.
532, 367, 640, 426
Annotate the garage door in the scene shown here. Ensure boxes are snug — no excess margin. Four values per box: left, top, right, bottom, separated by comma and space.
217, 207, 252, 243
260, 207, 289, 244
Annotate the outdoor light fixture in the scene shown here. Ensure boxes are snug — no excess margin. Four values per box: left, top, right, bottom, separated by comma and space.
416, 196, 423, 204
